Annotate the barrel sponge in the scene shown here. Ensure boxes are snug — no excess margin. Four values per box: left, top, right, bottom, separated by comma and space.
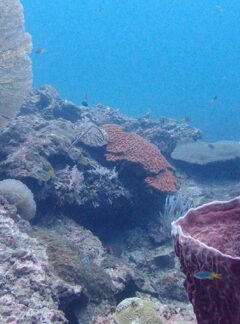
0, 0, 32, 127
0, 179, 36, 220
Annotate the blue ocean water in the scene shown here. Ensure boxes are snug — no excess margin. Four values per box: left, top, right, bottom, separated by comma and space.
22, 0, 240, 141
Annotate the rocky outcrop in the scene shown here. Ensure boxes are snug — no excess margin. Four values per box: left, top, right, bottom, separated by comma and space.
19, 85, 201, 155
171, 140, 240, 179
0, 197, 79, 323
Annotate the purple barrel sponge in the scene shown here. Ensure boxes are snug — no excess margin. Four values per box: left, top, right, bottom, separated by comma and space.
172, 197, 240, 324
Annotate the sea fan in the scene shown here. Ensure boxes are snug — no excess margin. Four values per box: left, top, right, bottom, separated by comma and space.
0, 0, 32, 127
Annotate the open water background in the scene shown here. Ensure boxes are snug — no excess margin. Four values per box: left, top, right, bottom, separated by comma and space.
22, 0, 240, 140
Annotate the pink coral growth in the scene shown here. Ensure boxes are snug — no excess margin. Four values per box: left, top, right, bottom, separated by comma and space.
172, 197, 240, 324
103, 124, 177, 192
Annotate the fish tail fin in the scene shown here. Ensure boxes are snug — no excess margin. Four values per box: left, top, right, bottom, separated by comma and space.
212, 273, 222, 279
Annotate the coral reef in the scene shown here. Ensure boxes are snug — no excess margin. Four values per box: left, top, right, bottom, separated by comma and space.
2, 84, 235, 323
0, 0, 32, 127
0, 197, 83, 323
20, 85, 201, 155
172, 197, 240, 324
124, 115, 202, 156
113, 297, 164, 324
70, 121, 108, 148
0, 179, 36, 220
0, 113, 131, 228
98, 297, 196, 324
148, 192, 193, 244
103, 124, 177, 192
20, 85, 82, 121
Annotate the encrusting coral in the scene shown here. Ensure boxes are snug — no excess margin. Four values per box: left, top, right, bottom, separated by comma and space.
103, 124, 177, 192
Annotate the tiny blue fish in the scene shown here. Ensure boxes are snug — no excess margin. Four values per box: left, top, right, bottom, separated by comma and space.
82, 255, 90, 267
194, 270, 221, 280
35, 48, 46, 55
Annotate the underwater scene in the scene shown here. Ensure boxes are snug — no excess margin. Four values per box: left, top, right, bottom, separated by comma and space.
0, 0, 240, 323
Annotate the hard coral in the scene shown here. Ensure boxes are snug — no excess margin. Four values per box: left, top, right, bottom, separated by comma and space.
0, 179, 36, 220
102, 124, 177, 192
172, 197, 240, 324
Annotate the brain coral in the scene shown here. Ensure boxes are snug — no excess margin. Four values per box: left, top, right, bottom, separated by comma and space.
172, 197, 240, 324
102, 124, 177, 192
113, 297, 164, 324
0, 0, 32, 127
0, 179, 36, 220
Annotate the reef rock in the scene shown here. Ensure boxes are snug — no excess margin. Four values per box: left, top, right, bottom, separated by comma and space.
124, 115, 202, 156
172, 196, 240, 324
0, 113, 131, 224
171, 140, 240, 165
19, 85, 201, 155
0, 197, 81, 323
20, 84, 83, 121
171, 140, 240, 179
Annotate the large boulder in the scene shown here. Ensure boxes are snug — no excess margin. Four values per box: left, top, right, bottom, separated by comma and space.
171, 140, 240, 165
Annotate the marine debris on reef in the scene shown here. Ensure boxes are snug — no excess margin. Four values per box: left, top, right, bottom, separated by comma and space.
172, 197, 240, 324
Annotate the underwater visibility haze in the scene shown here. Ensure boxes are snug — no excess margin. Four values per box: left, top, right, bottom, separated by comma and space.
22, 0, 240, 140
1, 0, 240, 323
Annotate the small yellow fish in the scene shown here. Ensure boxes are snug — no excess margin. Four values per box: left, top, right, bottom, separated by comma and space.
179, 117, 191, 123
48, 167, 54, 178
210, 96, 218, 104
194, 270, 222, 280
35, 48, 46, 55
